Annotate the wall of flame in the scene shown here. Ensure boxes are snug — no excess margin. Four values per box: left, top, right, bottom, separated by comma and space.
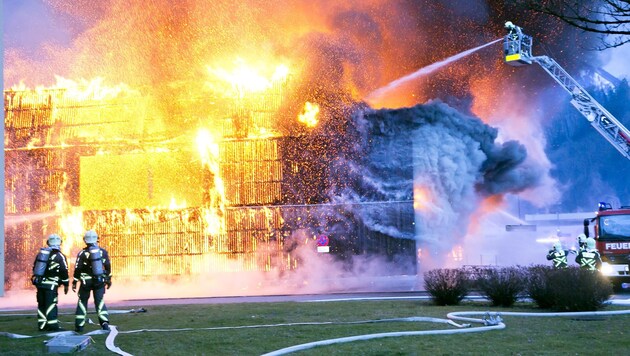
3, 71, 415, 290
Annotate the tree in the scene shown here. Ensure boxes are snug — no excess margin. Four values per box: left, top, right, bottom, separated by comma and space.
525, 0, 630, 48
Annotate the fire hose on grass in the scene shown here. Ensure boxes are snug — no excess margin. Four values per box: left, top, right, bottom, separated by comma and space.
261, 309, 630, 356
3, 307, 630, 355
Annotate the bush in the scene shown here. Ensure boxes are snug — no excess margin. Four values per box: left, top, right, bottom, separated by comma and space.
525, 265, 556, 309
548, 267, 612, 311
423, 268, 470, 306
476, 266, 526, 307
524, 265, 613, 311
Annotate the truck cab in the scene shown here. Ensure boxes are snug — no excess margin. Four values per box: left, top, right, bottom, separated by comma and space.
584, 202, 630, 286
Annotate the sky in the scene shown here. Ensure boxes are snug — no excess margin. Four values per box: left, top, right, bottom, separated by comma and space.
603, 44, 630, 80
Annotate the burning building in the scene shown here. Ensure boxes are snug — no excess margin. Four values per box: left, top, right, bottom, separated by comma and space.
3, 65, 417, 291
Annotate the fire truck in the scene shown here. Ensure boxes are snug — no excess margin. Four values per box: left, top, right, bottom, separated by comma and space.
583, 202, 630, 285
503, 23, 630, 286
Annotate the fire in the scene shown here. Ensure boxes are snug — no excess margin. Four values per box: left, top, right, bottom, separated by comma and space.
208, 59, 290, 97
451, 245, 464, 262
466, 194, 506, 235
203, 58, 291, 139
413, 185, 432, 211
297, 101, 320, 127
196, 129, 220, 170
3, 0, 463, 287
196, 129, 227, 235
169, 197, 187, 210
55, 195, 85, 257
9, 76, 136, 102
202, 207, 225, 236
52, 76, 136, 101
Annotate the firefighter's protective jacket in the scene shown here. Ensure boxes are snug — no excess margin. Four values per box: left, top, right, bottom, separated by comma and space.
32, 248, 69, 290
73, 244, 112, 286
575, 249, 602, 271
546, 249, 568, 269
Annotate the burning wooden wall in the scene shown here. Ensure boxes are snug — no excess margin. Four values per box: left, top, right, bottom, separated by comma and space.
3, 77, 416, 290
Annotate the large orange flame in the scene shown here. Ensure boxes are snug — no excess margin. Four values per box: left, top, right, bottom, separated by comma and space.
297, 101, 320, 127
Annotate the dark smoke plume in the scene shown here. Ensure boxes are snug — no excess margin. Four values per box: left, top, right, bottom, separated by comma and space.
321, 100, 541, 251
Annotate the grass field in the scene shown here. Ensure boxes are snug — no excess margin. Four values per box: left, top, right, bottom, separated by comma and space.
2, 298, 630, 355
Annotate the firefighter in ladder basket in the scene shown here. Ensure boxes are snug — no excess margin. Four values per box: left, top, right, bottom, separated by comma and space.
31, 234, 69, 331
73, 230, 112, 332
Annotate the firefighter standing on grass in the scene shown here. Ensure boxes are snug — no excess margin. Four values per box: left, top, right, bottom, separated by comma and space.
31, 234, 69, 331
575, 237, 602, 271
73, 230, 112, 332
546, 241, 568, 269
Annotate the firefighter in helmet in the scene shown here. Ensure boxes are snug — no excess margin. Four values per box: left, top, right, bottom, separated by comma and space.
576, 233, 588, 252
575, 237, 602, 271
73, 230, 112, 332
31, 233, 69, 331
505, 21, 523, 40
546, 241, 568, 269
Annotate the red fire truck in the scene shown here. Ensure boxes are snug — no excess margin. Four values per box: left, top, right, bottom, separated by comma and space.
584, 202, 630, 288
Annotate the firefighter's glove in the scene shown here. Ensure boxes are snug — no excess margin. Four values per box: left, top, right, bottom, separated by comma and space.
31, 275, 42, 286
63, 284, 69, 295
106, 279, 112, 290
72, 280, 77, 292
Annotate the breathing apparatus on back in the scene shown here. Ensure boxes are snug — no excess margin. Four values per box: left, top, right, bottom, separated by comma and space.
84, 230, 105, 278
32, 234, 62, 284
32, 248, 51, 282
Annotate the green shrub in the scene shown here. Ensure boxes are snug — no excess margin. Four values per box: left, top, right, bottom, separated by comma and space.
547, 267, 613, 311
524, 265, 613, 311
476, 266, 526, 307
423, 268, 470, 306
525, 265, 556, 309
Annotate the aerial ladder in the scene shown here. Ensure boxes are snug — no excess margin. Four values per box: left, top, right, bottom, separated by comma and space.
503, 21, 630, 161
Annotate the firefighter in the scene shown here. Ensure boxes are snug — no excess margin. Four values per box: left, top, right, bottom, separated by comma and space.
576, 233, 588, 252
546, 241, 568, 269
73, 230, 112, 332
505, 21, 523, 40
575, 237, 602, 271
31, 233, 69, 331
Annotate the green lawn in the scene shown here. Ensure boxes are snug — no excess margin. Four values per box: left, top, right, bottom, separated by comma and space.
2, 299, 630, 355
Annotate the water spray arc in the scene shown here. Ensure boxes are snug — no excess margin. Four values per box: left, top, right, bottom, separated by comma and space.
364, 38, 503, 104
